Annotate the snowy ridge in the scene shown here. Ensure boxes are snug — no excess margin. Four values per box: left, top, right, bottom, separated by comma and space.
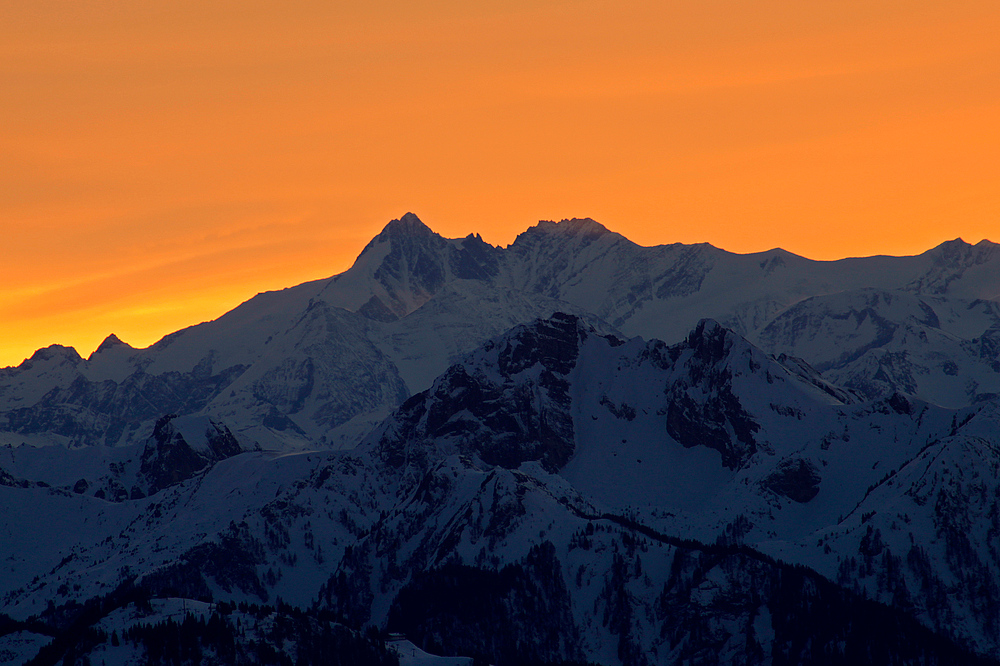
1, 215, 998, 456
1, 214, 1000, 665
2, 317, 998, 663
756, 288, 1000, 407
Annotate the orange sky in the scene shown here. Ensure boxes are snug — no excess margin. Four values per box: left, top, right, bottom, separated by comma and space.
2, 0, 998, 367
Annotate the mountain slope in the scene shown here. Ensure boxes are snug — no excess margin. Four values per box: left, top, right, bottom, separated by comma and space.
339, 315, 1000, 658
4, 315, 1000, 664
2, 215, 998, 458
3, 215, 1000, 663
755, 288, 1000, 406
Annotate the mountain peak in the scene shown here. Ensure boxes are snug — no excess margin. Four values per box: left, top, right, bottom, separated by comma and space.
932, 238, 971, 252
680, 318, 778, 380
368, 312, 587, 473
686, 318, 728, 355
23, 344, 83, 368
335, 212, 504, 319
378, 212, 435, 239
921, 236, 1000, 276
532, 218, 611, 239
508, 217, 617, 252
925, 236, 998, 259
93, 334, 132, 355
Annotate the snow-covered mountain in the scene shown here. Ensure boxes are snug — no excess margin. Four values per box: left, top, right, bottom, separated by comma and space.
2, 214, 999, 665
3, 314, 1000, 664
3, 213, 997, 456
339, 316, 1000, 654
755, 288, 1000, 407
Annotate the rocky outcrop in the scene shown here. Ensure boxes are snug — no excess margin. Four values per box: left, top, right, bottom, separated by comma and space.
371, 313, 583, 473
665, 320, 761, 469
763, 458, 822, 503
138, 414, 243, 495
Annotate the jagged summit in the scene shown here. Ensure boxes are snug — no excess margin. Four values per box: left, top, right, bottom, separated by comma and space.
515, 217, 613, 243
682, 318, 733, 362
928, 237, 998, 251
543, 217, 610, 234
377, 212, 435, 239
348, 212, 442, 268
923, 237, 1000, 264
325, 212, 503, 321
367, 311, 590, 473
92, 334, 132, 355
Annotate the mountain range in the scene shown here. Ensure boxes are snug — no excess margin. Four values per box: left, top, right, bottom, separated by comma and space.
2, 213, 999, 665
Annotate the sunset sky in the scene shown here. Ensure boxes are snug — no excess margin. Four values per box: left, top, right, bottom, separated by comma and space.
2, 0, 998, 367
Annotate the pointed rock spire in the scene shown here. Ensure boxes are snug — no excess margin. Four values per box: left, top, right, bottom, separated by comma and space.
94, 333, 132, 354
377, 212, 435, 239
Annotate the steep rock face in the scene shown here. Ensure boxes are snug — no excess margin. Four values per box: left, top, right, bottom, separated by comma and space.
369, 313, 583, 473
367, 313, 850, 486
0, 345, 86, 408
503, 219, 721, 333
0, 345, 88, 444
323, 212, 503, 319
138, 414, 243, 495
368, 313, 856, 493
772, 353, 857, 404
664, 320, 762, 469
505, 218, 635, 302
762, 458, 822, 502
